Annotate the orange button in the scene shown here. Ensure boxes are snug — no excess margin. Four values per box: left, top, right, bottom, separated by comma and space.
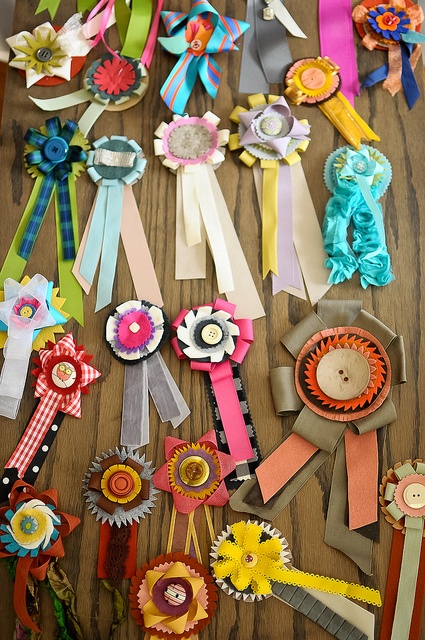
300, 67, 326, 90
109, 471, 134, 497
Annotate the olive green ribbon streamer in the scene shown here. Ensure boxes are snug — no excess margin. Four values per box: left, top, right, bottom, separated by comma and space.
46, 561, 84, 640
114, 0, 132, 46
120, 0, 153, 59
100, 579, 127, 640
78, 0, 98, 12
35, 0, 62, 19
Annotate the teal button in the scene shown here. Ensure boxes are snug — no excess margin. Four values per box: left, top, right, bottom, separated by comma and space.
44, 137, 68, 162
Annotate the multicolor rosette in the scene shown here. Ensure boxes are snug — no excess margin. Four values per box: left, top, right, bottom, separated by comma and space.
211, 520, 380, 638
379, 460, 425, 640
105, 300, 189, 447
0, 480, 80, 634
30, 52, 149, 136
0, 117, 89, 325
172, 299, 261, 484
154, 112, 264, 320
158, 0, 249, 114
322, 145, 394, 287
284, 56, 380, 148
230, 299, 406, 575
353, 1, 425, 108
229, 93, 331, 304
129, 553, 218, 639
0, 333, 100, 500
0, 274, 67, 419
73, 136, 162, 312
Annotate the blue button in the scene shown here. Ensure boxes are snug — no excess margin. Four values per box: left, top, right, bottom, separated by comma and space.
43, 137, 69, 162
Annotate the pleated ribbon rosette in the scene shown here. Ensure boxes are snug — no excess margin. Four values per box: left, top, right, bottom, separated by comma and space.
211, 520, 379, 639
158, 0, 249, 115
154, 112, 264, 320
229, 93, 331, 304
230, 299, 406, 575
0, 117, 89, 325
73, 136, 163, 312
0, 480, 80, 633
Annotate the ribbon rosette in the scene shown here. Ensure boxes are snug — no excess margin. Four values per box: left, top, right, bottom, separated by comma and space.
0, 480, 80, 633
379, 460, 425, 640
211, 520, 379, 638
0, 117, 88, 325
106, 300, 189, 447
230, 299, 406, 575
0, 274, 67, 419
129, 553, 218, 638
159, 0, 249, 114
323, 145, 394, 288
73, 136, 162, 312
229, 94, 331, 304
154, 112, 264, 319
353, 1, 425, 108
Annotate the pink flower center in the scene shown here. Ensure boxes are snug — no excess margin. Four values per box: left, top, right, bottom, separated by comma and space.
118, 310, 153, 349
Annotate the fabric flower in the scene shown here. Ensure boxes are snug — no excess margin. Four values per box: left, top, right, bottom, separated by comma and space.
339, 148, 382, 186
129, 552, 218, 638
153, 431, 235, 514
0, 275, 55, 338
85, 52, 143, 103
368, 5, 410, 41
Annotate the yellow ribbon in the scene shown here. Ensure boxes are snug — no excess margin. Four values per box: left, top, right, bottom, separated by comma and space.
261, 159, 279, 278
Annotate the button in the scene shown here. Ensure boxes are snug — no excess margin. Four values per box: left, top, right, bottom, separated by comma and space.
51, 361, 77, 389
353, 160, 367, 174
36, 47, 53, 62
18, 304, 37, 318
164, 583, 187, 606
108, 471, 134, 497
260, 116, 283, 137
242, 552, 258, 568
190, 38, 203, 51
316, 349, 370, 401
300, 67, 327, 90
403, 482, 425, 509
129, 322, 140, 333
201, 323, 223, 345
43, 136, 69, 162
179, 455, 210, 487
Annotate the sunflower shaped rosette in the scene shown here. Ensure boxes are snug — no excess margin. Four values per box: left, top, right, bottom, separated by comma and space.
230, 299, 406, 575
323, 145, 394, 288
129, 553, 218, 638
0, 480, 80, 632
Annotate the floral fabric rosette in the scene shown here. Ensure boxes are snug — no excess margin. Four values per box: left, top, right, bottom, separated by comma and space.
154, 111, 264, 319
229, 93, 330, 304
322, 145, 394, 288
353, 0, 425, 108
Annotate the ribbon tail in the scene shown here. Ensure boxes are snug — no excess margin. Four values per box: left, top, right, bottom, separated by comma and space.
361, 64, 389, 89
14, 556, 41, 633
197, 54, 221, 98
79, 0, 98, 11
121, 0, 153, 59
35, 0, 61, 18
261, 159, 279, 278
141, 0, 164, 67
269, 0, 306, 37
319, 93, 380, 149
180, 170, 203, 246
345, 430, 378, 533
400, 42, 421, 109
18, 174, 56, 261
357, 175, 386, 246
29, 89, 93, 112
78, 100, 109, 138
78, 186, 107, 295
175, 168, 207, 280
147, 351, 190, 427
100, 578, 127, 638
121, 360, 150, 447
160, 53, 197, 115
72, 191, 100, 295
0, 333, 33, 419
95, 183, 124, 311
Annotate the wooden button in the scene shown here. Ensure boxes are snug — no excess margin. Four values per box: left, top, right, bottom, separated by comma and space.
300, 67, 326, 90
316, 349, 370, 400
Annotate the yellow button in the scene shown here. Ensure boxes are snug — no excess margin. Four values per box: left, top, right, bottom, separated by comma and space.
201, 323, 223, 345
242, 553, 258, 568
403, 482, 425, 509
315, 349, 370, 401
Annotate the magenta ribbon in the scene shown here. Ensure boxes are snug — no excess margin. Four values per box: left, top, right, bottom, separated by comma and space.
318, 0, 360, 106
141, 0, 163, 67
86, 0, 116, 55
172, 299, 254, 463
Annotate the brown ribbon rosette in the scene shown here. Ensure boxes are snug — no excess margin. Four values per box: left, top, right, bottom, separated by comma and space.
230, 299, 406, 574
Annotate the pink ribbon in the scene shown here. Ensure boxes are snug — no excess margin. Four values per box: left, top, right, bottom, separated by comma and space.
86, 0, 117, 56
142, 0, 163, 67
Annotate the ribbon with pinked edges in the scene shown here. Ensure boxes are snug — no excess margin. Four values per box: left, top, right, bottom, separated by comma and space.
172, 299, 261, 484
230, 299, 406, 575
154, 112, 264, 320
0, 333, 100, 501
159, 0, 249, 115
30, 52, 149, 137
0, 117, 88, 325
0, 274, 67, 420
73, 136, 162, 312
106, 300, 189, 447
379, 460, 425, 640
284, 57, 380, 149
0, 480, 81, 634
211, 520, 379, 639
353, 1, 425, 109
229, 94, 331, 304
323, 145, 394, 288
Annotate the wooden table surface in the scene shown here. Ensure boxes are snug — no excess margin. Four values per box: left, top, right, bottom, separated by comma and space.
0, 1, 424, 638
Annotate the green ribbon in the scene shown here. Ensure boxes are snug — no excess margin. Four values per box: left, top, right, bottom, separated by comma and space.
120, 0, 153, 58
46, 561, 84, 640
35, 0, 62, 19
101, 579, 127, 640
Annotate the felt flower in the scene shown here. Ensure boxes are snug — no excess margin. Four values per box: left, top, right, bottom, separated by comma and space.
86, 52, 143, 102
368, 5, 410, 41
129, 552, 218, 638
153, 431, 235, 514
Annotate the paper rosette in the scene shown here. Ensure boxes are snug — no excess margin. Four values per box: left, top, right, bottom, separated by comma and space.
0, 274, 67, 419
229, 93, 331, 304
158, 0, 249, 114
0, 333, 101, 500
154, 112, 264, 320
0, 117, 89, 325
353, 0, 425, 109
0, 480, 80, 633
230, 299, 406, 575
323, 145, 394, 288
105, 300, 189, 447
284, 56, 380, 148
129, 552, 218, 638
73, 136, 163, 312
211, 520, 379, 639
30, 52, 149, 137
379, 460, 425, 640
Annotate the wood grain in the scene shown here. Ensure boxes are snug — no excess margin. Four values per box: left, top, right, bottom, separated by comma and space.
0, 1, 424, 638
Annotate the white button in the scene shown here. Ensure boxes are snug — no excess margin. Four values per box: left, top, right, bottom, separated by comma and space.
403, 482, 425, 509
51, 424, 58, 431
201, 323, 223, 345
42, 445, 49, 452
2, 477, 9, 484
316, 349, 370, 401
129, 322, 140, 333
32, 466, 39, 473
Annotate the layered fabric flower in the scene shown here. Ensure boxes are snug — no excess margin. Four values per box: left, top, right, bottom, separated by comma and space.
129, 553, 218, 638
0, 480, 80, 632
158, 0, 249, 114
322, 145, 394, 287
353, 1, 425, 108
